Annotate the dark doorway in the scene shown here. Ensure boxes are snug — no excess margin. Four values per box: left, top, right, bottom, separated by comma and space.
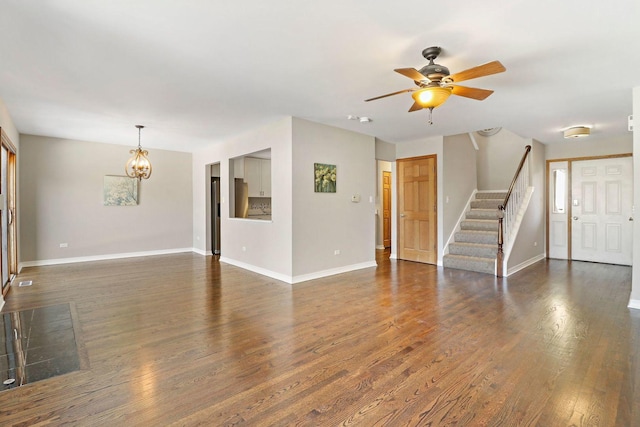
211, 176, 221, 255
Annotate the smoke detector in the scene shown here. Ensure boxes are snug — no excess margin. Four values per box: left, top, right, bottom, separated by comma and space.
346, 115, 372, 123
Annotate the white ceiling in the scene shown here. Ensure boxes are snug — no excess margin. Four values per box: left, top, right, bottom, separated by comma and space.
1, 0, 638, 152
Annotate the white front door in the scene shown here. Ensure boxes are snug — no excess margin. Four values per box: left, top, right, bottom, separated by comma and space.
571, 156, 633, 265
548, 161, 569, 259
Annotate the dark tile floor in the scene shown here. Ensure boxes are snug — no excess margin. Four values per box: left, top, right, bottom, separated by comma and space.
1, 303, 81, 391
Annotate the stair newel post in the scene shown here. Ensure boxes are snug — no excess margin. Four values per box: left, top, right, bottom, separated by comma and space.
497, 206, 505, 277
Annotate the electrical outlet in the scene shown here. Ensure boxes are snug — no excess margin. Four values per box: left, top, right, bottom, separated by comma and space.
334, 249, 340, 255
242, 246, 246, 252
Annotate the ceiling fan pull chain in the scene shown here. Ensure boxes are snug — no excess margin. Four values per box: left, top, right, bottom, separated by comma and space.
427, 107, 434, 125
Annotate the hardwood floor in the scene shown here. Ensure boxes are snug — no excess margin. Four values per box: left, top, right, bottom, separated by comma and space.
0, 252, 638, 426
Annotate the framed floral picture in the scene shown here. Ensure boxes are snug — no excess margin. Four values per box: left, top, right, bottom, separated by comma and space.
104, 175, 138, 206
314, 163, 336, 193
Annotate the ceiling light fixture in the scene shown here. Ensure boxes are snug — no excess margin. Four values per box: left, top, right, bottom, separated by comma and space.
563, 126, 591, 139
411, 85, 453, 125
125, 125, 152, 180
359, 117, 372, 123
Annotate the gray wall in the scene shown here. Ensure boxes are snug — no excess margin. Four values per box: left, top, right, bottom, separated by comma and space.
507, 139, 546, 271
476, 128, 531, 190
192, 117, 376, 283
443, 133, 477, 244
192, 117, 294, 279
375, 138, 395, 162
545, 134, 632, 160
292, 118, 376, 277
19, 135, 193, 262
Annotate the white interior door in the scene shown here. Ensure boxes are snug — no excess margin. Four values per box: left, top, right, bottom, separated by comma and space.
571, 157, 633, 265
548, 161, 569, 259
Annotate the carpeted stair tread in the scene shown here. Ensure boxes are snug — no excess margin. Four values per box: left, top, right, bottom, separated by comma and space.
443, 254, 496, 275
454, 230, 499, 244
470, 199, 503, 209
461, 219, 499, 231
448, 242, 498, 258
466, 209, 500, 220
445, 191, 505, 275
475, 192, 508, 200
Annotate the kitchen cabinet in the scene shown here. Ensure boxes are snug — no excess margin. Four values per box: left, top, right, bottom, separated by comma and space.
244, 157, 271, 197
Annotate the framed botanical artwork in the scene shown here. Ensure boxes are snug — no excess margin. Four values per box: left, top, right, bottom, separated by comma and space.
103, 175, 138, 206
314, 163, 336, 193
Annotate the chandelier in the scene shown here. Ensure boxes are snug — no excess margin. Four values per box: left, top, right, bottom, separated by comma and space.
125, 125, 152, 180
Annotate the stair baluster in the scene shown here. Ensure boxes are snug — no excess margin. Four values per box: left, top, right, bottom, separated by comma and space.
497, 145, 532, 277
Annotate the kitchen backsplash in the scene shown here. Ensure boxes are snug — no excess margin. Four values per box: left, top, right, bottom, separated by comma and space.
248, 197, 271, 213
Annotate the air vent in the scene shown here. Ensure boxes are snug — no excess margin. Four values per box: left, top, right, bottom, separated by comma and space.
477, 127, 502, 136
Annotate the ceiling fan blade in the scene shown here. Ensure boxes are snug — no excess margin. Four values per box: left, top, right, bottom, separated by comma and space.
451, 85, 494, 100
408, 102, 422, 112
448, 61, 506, 83
365, 88, 415, 102
394, 68, 428, 82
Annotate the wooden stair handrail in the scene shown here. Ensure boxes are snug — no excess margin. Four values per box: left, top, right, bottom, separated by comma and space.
497, 145, 532, 277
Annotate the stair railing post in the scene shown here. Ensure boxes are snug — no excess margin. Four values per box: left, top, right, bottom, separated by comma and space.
497, 206, 505, 277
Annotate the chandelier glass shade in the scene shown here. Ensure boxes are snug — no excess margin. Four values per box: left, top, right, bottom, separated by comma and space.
125, 125, 152, 180
412, 86, 453, 109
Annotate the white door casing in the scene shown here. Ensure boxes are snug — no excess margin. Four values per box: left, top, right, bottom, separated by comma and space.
548, 161, 569, 260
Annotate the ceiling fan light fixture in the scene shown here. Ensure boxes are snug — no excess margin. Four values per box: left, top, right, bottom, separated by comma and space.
563, 126, 591, 139
411, 86, 452, 109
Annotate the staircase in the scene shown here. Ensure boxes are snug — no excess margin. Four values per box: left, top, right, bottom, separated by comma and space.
443, 191, 507, 275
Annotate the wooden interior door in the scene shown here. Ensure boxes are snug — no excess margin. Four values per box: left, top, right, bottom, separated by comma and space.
397, 155, 437, 264
382, 171, 391, 248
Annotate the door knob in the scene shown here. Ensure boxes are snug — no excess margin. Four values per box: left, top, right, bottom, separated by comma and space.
400, 213, 406, 217
630, 217, 634, 221
572, 216, 579, 220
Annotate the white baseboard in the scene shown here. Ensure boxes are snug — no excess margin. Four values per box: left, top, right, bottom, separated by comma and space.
218, 257, 293, 283
628, 300, 640, 310
390, 252, 398, 259
506, 253, 546, 276
19, 247, 195, 269
219, 257, 377, 285
375, 245, 385, 250
0, 298, 4, 312
18, 249, 377, 287
291, 261, 377, 284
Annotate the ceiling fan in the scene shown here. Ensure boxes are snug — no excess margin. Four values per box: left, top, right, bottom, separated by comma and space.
365, 46, 506, 124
